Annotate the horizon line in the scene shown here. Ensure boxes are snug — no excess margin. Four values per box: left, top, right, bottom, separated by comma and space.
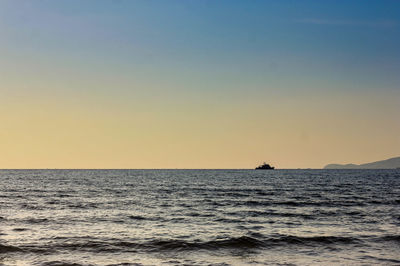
0, 168, 318, 170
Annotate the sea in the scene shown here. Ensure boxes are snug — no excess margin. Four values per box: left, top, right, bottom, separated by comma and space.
0, 169, 399, 265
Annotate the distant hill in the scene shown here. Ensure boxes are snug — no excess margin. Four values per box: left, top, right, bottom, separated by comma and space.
324, 156, 400, 169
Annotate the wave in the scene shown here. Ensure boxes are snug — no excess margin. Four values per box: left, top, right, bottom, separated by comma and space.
145, 236, 266, 250
12, 228, 28, 232
360, 255, 400, 264
0, 244, 22, 253
25, 218, 49, 224
117, 235, 357, 250
230, 200, 368, 208
14, 235, 361, 254
275, 235, 357, 245
41, 261, 86, 266
224, 210, 314, 219
4, 234, 399, 254
45, 237, 268, 251
127, 215, 147, 220
376, 235, 400, 243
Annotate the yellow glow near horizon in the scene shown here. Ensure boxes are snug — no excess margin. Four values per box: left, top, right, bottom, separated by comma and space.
1, 86, 399, 169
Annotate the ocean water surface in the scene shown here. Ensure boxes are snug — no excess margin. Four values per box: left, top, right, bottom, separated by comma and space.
0, 169, 399, 265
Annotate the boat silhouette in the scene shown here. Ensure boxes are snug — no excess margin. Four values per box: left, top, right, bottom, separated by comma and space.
255, 162, 275, 170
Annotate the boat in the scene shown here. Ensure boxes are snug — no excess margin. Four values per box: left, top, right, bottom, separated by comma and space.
255, 162, 275, 170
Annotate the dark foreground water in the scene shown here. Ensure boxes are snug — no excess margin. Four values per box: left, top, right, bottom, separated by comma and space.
0, 170, 399, 265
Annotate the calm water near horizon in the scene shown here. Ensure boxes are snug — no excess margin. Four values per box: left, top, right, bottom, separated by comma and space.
0, 169, 399, 265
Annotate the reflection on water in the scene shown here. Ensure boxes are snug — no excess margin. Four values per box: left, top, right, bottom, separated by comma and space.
0, 169, 399, 265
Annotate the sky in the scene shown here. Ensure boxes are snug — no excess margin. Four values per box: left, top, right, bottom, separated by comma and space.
0, 0, 399, 169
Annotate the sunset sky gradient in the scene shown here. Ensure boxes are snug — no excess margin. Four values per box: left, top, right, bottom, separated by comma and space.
1, 0, 399, 168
